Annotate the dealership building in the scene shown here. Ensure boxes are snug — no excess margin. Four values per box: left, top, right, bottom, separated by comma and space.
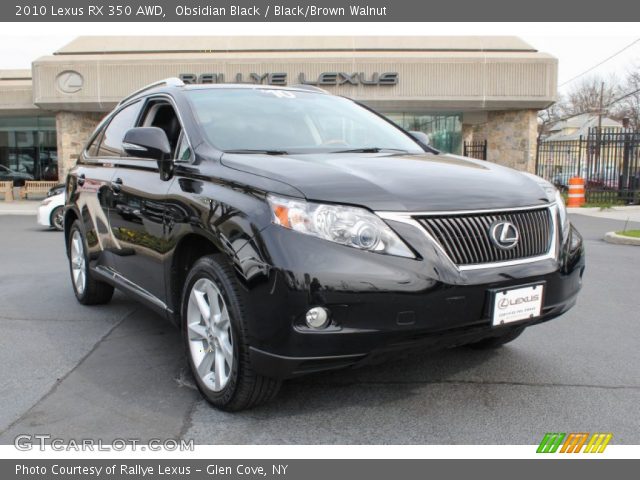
0, 36, 557, 183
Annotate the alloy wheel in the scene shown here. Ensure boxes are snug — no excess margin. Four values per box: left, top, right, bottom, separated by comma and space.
52, 208, 64, 231
70, 230, 86, 295
186, 278, 234, 392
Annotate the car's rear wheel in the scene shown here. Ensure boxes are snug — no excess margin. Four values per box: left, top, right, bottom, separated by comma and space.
182, 254, 281, 411
466, 326, 525, 349
68, 220, 114, 305
50, 206, 64, 231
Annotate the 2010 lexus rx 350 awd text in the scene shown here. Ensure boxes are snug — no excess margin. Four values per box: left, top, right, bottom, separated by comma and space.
64, 79, 584, 411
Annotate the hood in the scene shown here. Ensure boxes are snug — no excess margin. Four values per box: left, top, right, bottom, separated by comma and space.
221, 152, 550, 212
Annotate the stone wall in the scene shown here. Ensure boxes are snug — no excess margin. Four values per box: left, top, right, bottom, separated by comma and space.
56, 111, 104, 182
462, 109, 538, 173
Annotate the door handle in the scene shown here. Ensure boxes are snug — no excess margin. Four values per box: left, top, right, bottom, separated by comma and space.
111, 177, 123, 193
77, 174, 85, 186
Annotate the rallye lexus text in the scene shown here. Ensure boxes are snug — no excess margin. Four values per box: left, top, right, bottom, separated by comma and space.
64, 79, 584, 411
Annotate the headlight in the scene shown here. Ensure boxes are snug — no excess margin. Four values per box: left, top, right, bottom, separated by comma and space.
41, 198, 53, 206
522, 172, 569, 238
267, 194, 415, 258
569, 224, 583, 252
554, 189, 568, 235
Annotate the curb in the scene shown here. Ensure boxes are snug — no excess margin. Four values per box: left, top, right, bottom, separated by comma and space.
604, 231, 640, 246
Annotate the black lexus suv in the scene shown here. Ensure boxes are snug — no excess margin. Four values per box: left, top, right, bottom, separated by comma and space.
65, 78, 584, 411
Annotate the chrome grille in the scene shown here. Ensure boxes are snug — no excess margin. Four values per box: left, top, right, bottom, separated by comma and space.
415, 207, 553, 266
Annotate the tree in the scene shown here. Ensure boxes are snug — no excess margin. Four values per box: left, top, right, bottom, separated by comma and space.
539, 75, 626, 136
612, 68, 640, 130
538, 93, 566, 137
563, 75, 621, 117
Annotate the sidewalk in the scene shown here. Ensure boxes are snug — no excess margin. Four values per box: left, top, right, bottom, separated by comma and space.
568, 205, 640, 224
0, 200, 40, 215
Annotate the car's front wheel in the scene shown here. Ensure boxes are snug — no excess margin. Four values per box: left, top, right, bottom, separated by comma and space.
182, 254, 281, 411
67, 220, 114, 305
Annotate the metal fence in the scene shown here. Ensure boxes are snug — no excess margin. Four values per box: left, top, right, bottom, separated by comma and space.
536, 127, 640, 204
463, 140, 487, 160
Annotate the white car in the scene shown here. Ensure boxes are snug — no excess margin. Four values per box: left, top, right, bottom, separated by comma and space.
37, 190, 65, 231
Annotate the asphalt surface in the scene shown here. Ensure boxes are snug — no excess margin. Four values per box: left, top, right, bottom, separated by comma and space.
0, 213, 638, 444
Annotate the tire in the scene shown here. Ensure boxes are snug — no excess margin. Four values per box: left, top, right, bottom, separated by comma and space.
182, 254, 281, 411
466, 326, 525, 349
67, 220, 114, 305
50, 206, 64, 231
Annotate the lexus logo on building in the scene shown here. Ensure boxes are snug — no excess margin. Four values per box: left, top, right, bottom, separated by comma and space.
56, 71, 84, 94
490, 221, 519, 249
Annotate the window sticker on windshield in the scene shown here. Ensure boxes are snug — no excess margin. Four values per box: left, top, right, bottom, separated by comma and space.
258, 89, 297, 99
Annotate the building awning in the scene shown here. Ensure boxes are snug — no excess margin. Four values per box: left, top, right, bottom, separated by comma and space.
0, 70, 40, 116
28, 36, 558, 113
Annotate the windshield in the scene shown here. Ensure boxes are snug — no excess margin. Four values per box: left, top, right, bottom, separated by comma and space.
186, 88, 424, 154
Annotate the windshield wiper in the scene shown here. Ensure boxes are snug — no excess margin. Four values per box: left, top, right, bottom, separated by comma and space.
224, 149, 288, 155
330, 147, 409, 154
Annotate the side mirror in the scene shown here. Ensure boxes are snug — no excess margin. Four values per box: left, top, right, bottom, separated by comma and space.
409, 131, 430, 146
123, 127, 173, 180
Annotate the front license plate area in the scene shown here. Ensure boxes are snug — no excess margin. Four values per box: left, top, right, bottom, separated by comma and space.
491, 284, 544, 326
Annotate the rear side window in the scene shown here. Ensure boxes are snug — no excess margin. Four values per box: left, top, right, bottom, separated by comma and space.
97, 101, 142, 157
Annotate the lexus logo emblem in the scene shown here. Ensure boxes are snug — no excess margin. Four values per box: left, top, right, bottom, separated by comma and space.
56, 70, 84, 94
490, 221, 519, 249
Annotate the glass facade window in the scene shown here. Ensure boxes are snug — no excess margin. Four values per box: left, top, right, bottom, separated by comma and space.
387, 113, 462, 154
0, 116, 58, 183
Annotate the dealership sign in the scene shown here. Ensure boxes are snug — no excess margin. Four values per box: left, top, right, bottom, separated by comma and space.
179, 72, 398, 86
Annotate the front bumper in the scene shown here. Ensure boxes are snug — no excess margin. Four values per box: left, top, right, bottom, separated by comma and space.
36, 203, 52, 227
235, 221, 585, 379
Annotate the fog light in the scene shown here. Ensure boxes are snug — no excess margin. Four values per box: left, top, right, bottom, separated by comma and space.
305, 307, 330, 329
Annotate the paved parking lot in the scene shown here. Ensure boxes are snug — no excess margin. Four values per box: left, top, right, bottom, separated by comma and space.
0, 213, 638, 444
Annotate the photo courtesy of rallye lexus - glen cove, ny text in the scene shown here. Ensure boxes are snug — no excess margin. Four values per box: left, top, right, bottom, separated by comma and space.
63, 79, 584, 411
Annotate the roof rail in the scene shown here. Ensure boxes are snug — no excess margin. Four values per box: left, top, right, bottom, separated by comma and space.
289, 84, 329, 94
118, 77, 185, 106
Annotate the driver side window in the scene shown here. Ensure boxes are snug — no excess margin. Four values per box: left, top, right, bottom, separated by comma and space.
139, 99, 185, 159
96, 101, 142, 158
